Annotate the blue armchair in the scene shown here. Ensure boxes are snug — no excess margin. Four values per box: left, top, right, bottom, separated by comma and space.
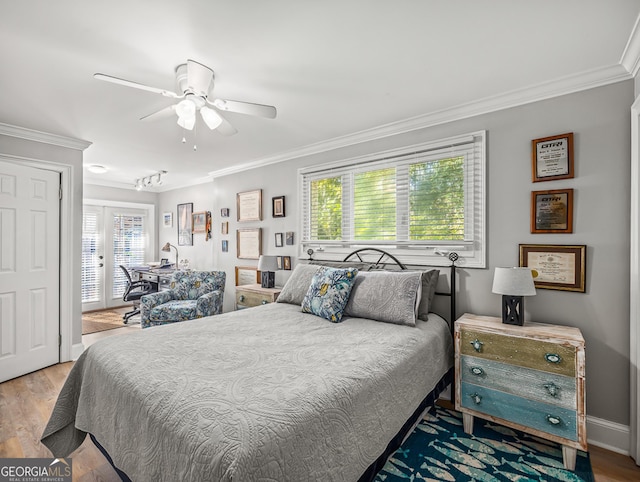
140, 270, 226, 328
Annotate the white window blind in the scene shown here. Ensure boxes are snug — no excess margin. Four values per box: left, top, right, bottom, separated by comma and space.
81, 210, 101, 303
300, 131, 486, 267
112, 213, 145, 298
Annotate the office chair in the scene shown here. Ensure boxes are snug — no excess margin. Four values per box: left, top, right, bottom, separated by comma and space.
119, 265, 155, 323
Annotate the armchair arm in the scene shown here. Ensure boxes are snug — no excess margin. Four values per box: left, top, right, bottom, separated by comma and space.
140, 290, 177, 327
196, 290, 224, 317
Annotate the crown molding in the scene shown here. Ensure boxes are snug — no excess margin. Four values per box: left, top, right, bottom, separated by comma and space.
209, 64, 631, 179
0, 122, 92, 151
621, 13, 640, 77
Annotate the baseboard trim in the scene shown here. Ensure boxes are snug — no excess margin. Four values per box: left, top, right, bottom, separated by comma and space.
587, 415, 630, 455
70, 342, 85, 361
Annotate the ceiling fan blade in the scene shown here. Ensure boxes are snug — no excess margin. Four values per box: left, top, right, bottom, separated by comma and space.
186, 59, 214, 96
94, 73, 182, 99
140, 105, 176, 121
215, 112, 238, 136
210, 98, 277, 119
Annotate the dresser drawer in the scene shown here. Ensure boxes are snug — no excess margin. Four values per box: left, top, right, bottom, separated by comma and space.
460, 355, 576, 410
460, 381, 578, 442
236, 290, 273, 308
460, 328, 576, 377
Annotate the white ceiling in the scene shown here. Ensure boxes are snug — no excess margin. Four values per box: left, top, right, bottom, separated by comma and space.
1, 1, 640, 191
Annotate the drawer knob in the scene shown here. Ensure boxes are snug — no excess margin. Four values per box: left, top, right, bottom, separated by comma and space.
261, 300, 267, 305
470, 339, 484, 352
469, 393, 482, 405
239, 295, 245, 302
469, 366, 485, 377
543, 382, 559, 397
546, 414, 563, 426
545, 353, 562, 364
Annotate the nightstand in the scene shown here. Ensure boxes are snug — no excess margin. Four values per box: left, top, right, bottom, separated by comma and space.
235, 284, 281, 309
454, 313, 586, 470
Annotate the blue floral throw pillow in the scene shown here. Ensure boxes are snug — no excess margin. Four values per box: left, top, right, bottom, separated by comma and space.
301, 266, 359, 322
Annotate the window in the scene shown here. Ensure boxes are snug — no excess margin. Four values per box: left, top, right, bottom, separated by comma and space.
112, 212, 146, 298
300, 131, 486, 267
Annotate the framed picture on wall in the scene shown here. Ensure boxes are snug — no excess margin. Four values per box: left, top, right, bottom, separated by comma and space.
237, 228, 262, 259
177, 203, 193, 246
519, 244, 586, 292
272, 196, 285, 217
532, 132, 574, 182
163, 212, 173, 227
531, 188, 573, 234
237, 189, 262, 222
235, 265, 261, 285
192, 211, 208, 234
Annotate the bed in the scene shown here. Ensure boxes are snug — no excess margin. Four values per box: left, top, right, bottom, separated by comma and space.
42, 250, 457, 481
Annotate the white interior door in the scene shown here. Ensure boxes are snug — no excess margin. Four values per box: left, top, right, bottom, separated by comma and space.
82, 204, 150, 312
0, 160, 60, 383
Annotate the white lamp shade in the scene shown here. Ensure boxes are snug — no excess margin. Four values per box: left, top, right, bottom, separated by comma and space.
200, 106, 223, 130
492, 267, 536, 296
258, 255, 278, 272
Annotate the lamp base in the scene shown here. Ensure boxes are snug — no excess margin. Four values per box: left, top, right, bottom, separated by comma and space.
261, 271, 275, 289
502, 295, 525, 325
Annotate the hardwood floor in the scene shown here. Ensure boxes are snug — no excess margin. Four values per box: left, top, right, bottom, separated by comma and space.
1, 323, 638, 481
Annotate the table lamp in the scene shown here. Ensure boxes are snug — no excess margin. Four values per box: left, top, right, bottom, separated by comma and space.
492, 267, 536, 325
258, 255, 278, 288
161, 242, 179, 267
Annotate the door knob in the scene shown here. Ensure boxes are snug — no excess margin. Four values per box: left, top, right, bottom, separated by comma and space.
98, 263, 104, 267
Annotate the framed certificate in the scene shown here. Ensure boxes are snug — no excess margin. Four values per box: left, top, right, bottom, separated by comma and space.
237, 189, 262, 222
532, 132, 574, 182
236, 228, 262, 259
531, 188, 573, 234
235, 265, 261, 285
519, 244, 586, 292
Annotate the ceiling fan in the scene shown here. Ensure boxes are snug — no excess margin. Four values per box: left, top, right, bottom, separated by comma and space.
94, 59, 276, 136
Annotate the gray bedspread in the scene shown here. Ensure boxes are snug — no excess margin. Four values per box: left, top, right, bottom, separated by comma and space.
42, 303, 453, 481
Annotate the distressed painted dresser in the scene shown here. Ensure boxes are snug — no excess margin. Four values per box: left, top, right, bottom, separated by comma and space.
454, 313, 586, 470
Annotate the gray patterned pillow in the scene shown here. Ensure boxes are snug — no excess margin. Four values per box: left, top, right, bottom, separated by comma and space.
417, 269, 440, 321
276, 264, 321, 305
344, 271, 423, 326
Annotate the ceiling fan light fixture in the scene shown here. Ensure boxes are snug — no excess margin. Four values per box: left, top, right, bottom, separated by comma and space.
175, 98, 196, 119
200, 106, 223, 130
87, 164, 108, 174
177, 115, 195, 130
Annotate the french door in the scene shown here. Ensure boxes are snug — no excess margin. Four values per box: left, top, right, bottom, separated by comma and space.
82, 204, 151, 312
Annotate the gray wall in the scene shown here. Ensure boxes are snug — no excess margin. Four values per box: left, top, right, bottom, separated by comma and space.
161, 80, 633, 427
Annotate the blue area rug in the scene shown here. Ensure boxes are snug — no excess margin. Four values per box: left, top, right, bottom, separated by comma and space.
375, 405, 593, 482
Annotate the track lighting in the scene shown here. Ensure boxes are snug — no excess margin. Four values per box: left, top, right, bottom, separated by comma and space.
133, 170, 168, 190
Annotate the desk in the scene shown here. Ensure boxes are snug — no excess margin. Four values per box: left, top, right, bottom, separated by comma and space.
133, 269, 175, 292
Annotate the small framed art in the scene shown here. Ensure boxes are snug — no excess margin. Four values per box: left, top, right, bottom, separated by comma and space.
222, 240, 228, 252
275, 232, 284, 247
221, 222, 229, 235
192, 211, 208, 234
531, 188, 573, 234
283, 256, 291, 270
532, 132, 574, 182
519, 244, 586, 292
221, 208, 230, 217
285, 231, 294, 245
163, 212, 173, 227
272, 196, 285, 217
